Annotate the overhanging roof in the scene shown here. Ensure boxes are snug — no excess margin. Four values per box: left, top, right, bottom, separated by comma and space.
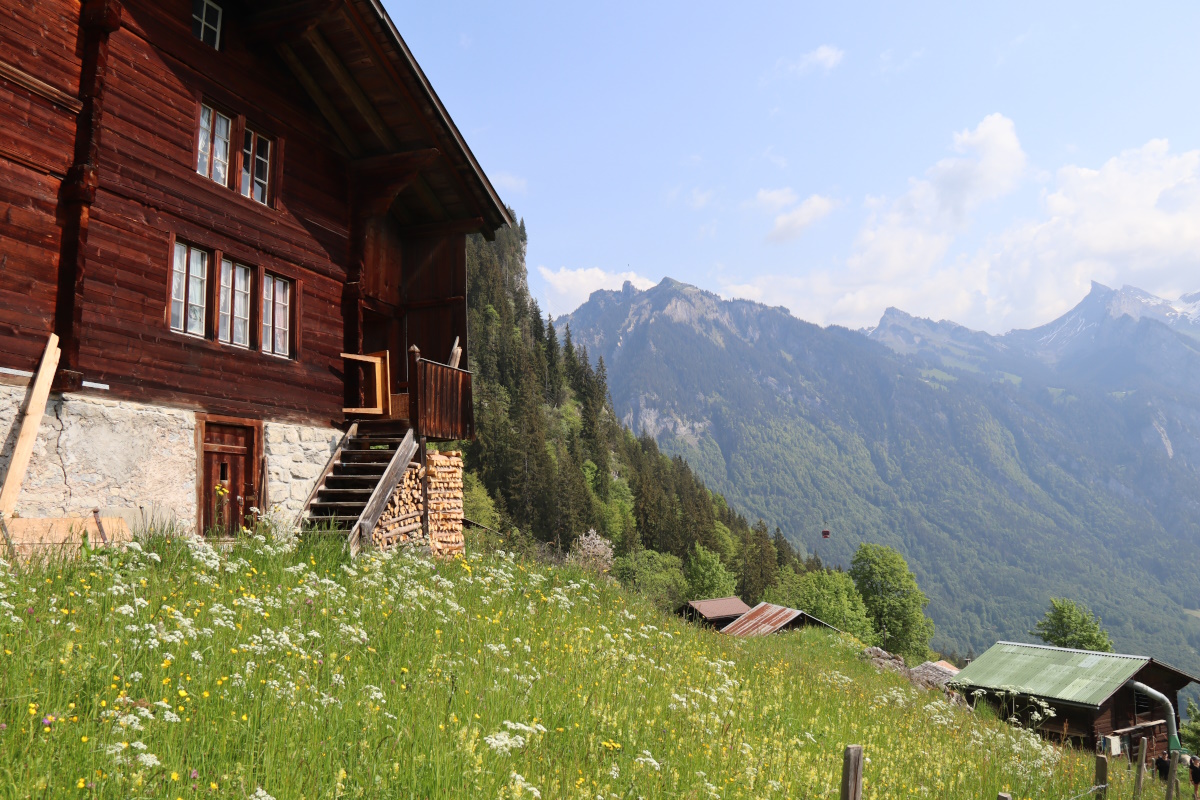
954, 641, 1200, 709
250, 0, 512, 234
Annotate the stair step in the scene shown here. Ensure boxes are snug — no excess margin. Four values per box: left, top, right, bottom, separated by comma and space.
316, 488, 374, 502
330, 463, 387, 477
310, 500, 369, 512
323, 475, 381, 490
339, 449, 396, 464
344, 437, 407, 450
309, 506, 364, 520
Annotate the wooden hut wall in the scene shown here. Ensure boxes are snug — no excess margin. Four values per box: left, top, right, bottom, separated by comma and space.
0, 0, 82, 371
75, 1, 351, 424
400, 233, 467, 373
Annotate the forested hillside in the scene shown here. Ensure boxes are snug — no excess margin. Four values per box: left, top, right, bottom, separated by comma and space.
561, 278, 1200, 667
458, 219, 930, 656
462, 222, 773, 588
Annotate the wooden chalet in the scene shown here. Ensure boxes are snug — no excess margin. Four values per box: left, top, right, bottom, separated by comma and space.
954, 642, 1199, 758
0, 0, 509, 543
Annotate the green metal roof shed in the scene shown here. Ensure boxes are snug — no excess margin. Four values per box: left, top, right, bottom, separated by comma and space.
954, 641, 1196, 709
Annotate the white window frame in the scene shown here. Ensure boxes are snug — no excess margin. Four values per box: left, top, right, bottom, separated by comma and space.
171, 242, 208, 338
261, 274, 291, 358
197, 104, 232, 187
218, 258, 252, 348
241, 129, 272, 205
192, 0, 222, 49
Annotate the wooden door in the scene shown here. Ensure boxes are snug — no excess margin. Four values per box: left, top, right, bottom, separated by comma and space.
363, 309, 404, 393
202, 423, 256, 536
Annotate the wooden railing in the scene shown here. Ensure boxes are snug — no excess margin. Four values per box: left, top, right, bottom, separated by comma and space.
348, 428, 417, 558
408, 346, 474, 441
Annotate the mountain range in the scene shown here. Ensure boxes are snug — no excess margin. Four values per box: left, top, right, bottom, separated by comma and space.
561, 278, 1200, 665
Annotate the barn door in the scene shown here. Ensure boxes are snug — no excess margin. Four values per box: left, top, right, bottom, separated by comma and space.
201, 423, 257, 536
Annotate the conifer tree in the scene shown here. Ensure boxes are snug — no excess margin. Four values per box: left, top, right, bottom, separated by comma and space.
545, 318, 563, 407
738, 520, 779, 604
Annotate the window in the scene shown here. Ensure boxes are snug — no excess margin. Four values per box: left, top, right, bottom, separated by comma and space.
241, 130, 271, 204
218, 259, 251, 347
197, 104, 231, 186
169, 240, 297, 358
192, 0, 222, 49
261, 274, 291, 358
171, 242, 208, 337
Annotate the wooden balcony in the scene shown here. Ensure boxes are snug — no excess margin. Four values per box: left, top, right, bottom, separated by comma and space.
341, 345, 474, 442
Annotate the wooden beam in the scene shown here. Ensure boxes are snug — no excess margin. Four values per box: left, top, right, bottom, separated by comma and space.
350, 149, 441, 217
304, 27, 396, 150
0, 336, 61, 516
398, 217, 485, 239
276, 42, 362, 157
339, 3, 486, 225
245, 0, 337, 44
0, 59, 83, 113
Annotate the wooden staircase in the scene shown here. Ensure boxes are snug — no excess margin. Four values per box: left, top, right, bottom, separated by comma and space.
304, 421, 419, 550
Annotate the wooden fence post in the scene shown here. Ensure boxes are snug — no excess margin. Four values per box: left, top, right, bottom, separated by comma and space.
1165, 751, 1180, 800
840, 745, 863, 800
1095, 753, 1108, 800
1133, 737, 1146, 798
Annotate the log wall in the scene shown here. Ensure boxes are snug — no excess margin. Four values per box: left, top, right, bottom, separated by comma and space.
0, 0, 475, 429
0, 0, 81, 371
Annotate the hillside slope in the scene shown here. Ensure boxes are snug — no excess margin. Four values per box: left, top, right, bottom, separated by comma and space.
0, 532, 1114, 798
561, 279, 1200, 664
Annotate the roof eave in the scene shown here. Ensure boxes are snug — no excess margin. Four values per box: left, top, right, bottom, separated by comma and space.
361, 0, 513, 232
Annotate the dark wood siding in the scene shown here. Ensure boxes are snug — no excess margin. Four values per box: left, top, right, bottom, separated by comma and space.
0, 0, 489, 427
0, 0, 81, 370
74, 1, 352, 423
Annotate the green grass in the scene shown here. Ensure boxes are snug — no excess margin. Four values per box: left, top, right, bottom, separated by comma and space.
0, 533, 1163, 798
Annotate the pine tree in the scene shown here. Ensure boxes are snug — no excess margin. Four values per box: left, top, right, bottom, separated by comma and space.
738, 520, 779, 604
545, 318, 563, 407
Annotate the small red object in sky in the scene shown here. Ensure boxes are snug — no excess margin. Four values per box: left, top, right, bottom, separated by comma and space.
821, 529, 830, 539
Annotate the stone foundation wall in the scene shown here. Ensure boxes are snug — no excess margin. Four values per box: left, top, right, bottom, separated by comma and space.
0, 385, 197, 529
263, 422, 342, 519
0, 383, 343, 533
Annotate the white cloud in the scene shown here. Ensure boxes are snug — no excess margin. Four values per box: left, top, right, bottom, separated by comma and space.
490, 171, 527, 194
537, 266, 655, 317
786, 45, 845, 75
755, 187, 798, 212
722, 117, 1200, 333
879, 48, 924, 74
688, 188, 715, 209
769, 194, 835, 241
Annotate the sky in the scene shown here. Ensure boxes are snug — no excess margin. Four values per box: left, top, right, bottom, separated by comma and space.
389, 1, 1200, 334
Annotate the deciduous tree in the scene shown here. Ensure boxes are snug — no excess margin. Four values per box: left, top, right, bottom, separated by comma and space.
1032, 598, 1114, 652
849, 543, 934, 662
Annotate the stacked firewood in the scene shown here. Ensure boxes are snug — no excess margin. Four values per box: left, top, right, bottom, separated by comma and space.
426, 451, 464, 556
371, 462, 426, 551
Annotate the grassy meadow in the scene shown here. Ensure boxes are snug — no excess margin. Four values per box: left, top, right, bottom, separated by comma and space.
0, 530, 1161, 799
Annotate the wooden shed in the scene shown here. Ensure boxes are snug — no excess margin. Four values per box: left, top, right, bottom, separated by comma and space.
677, 597, 751, 630
954, 641, 1199, 758
719, 602, 839, 637
0, 0, 508, 547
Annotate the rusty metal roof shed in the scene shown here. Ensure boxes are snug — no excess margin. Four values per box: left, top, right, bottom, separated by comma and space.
680, 597, 751, 621
719, 602, 839, 637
